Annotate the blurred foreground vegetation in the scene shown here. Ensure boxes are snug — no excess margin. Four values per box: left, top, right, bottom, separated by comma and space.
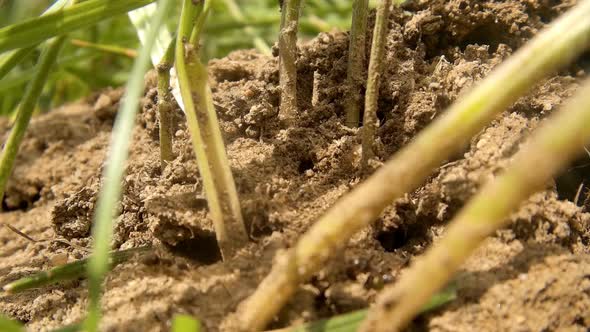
0, 0, 368, 117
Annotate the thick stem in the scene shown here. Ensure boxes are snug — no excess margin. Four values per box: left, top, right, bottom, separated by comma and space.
361, 0, 390, 168
344, 0, 369, 127
0, 36, 66, 208
234, 1, 590, 330
157, 38, 176, 169
278, 0, 303, 125
361, 76, 590, 332
176, 0, 248, 260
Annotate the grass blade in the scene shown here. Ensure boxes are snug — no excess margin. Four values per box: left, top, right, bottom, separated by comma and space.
0, 0, 156, 54
84, 0, 174, 331
0, 0, 72, 80
175, 0, 248, 260
0, 315, 24, 332
234, 1, 590, 330
2, 247, 150, 294
0, 36, 66, 207
360, 71, 590, 332
172, 315, 202, 332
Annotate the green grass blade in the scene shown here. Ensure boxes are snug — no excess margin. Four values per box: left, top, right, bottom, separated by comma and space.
0, 0, 72, 80
172, 315, 202, 332
2, 247, 150, 294
84, 0, 174, 331
0, 315, 24, 332
0, 0, 156, 54
0, 36, 66, 206
0, 52, 100, 93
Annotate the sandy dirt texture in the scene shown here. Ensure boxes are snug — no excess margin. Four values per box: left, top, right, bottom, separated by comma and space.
2, 0, 590, 331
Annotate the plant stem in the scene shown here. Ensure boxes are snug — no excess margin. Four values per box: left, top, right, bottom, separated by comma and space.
361, 0, 390, 169
278, 0, 303, 124
84, 1, 173, 331
0, 36, 66, 208
234, 1, 590, 330
361, 76, 590, 332
3, 247, 150, 294
344, 0, 369, 127
222, 0, 272, 55
157, 38, 176, 169
70, 39, 138, 58
175, 0, 248, 260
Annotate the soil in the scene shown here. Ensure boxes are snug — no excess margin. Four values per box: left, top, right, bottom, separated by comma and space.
2, 0, 590, 331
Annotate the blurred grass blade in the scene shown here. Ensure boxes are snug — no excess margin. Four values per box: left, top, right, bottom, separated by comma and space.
0, 315, 24, 332
128, 3, 172, 66
0, 0, 72, 80
128, 3, 185, 114
272, 284, 456, 332
84, 0, 174, 331
0, 36, 66, 207
70, 39, 137, 58
0, 52, 101, 93
2, 247, 150, 294
0, 0, 156, 54
172, 315, 202, 332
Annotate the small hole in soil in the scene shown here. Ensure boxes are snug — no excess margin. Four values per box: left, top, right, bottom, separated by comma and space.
298, 158, 314, 174
376, 226, 409, 252
554, 152, 590, 207
459, 23, 510, 52
166, 232, 222, 265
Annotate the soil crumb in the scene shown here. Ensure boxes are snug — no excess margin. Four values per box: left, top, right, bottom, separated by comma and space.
2, 0, 590, 331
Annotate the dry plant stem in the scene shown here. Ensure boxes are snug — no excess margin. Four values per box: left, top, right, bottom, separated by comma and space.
176, 0, 248, 260
360, 77, 590, 332
157, 39, 175, 168
278, 0, 303, 125
361, 0, 390, 168
0, 36, 65, 208
344, 0, 369, 127
235, 1, 590, 330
